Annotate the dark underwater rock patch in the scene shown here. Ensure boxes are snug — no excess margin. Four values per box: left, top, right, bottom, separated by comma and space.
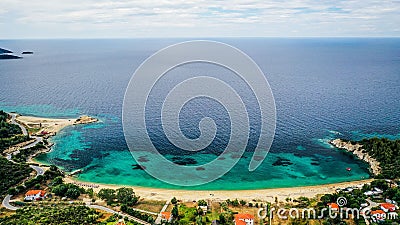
171, 156, 197, 165
272, 157, 293, 166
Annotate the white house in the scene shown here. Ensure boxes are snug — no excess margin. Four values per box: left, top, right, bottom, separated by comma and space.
24, 190, 47, 201
235, 214, 254, 225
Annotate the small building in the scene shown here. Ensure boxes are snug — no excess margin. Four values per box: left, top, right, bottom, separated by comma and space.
327, 203, 339, 211
161, 212, 172, 222
234, 214, 254, 225
198, 205, 208, 214
115, 219, 126, 225
24, 190, 47, 201
380, 203, 396, 212
371, 210, 386, 222
364, 191, 374, 196
374, 187, 383, 194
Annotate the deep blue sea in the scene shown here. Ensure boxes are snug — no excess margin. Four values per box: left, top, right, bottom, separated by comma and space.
0, 38, 399, 190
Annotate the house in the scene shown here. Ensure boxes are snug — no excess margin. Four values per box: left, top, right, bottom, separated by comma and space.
364, 191, 374, 196
327, 203, 339, 211
374, 187, 383, 194
198, 205, 208, 214
371, 210, 386, 222
115, 219, 126, 225
161, 212, 172, 222
24, 190, 46, 201
380, 203, 396, 212
234, 214, 254, 225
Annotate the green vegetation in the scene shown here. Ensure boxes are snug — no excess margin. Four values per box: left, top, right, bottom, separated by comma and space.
11, 142, 46, 163
358, 137, 400, 179
0, 110, 29, 151
0, 157, 33, 197
52, 183, 85, 199
0, 205, 101, 225
0, 110, 22, 138
98, 188, 139, 206
120, 207, 155, 223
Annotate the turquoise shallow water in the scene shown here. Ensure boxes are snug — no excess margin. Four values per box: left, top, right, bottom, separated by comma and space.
1, 38, 400, 190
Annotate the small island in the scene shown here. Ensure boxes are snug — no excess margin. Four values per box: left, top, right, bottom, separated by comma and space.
0, 54, 22, 60
0, 47, 22, 60
21, 51, 34, 55
0, 47, 13, 54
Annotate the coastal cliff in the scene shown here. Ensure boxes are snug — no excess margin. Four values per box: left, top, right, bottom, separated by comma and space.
330, 139, 381, 176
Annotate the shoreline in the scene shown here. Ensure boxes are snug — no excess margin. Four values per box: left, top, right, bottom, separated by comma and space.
63, 176, 374, 201
329, 138, 381, 176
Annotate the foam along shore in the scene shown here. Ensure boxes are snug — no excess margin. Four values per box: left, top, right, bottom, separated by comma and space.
330, 139, 381, 176
15, 114, 98, 136
64, 176, 374, 202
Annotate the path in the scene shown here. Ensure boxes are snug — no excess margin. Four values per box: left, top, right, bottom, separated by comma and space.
10, 113, 27, 135
2, 195, 19, 211
155, 200, 170, 224
29, 165, 44, 177
88, 204, 152, 225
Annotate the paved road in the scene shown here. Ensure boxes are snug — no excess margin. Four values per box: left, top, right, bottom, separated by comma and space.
2, 114, 46, 210
10, 113, 28, 136
22, 137, 42, 150
2, 195, 20, 211
366, 199, 379, 208
88, 204, 151, 225
30, 165, 44, 177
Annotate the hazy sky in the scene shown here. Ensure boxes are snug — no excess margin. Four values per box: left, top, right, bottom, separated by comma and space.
1, 0, 399, 39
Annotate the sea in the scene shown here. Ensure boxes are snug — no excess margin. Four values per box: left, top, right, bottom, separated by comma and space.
0, 38, 399, 190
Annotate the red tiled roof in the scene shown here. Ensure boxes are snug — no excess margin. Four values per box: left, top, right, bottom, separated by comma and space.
372, 210, 385, 215
235, 214, 254, 220
381, 203, 396, 210
328, 203, 339, 209
162, 212, 171, 220
25, 190, 46, 197
235, 219, 247, 225
235, 213, 254, 225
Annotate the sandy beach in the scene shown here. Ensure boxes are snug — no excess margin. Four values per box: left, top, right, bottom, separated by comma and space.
64, 176, 374, 202
15, 114, 98, 135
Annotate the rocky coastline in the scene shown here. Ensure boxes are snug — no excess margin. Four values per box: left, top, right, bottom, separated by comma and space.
329, 138, 381, 176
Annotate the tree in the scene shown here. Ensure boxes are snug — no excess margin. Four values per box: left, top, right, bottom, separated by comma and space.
52, 184, 68, 197
240, 200, 247, 206
197, 199, 207, 206
172, 205, 179, 219
232, 199, 239, 207
116, 187, 139, 206
7, 187, 17, 195
171, 197, 178, 205
66, 187, 81, 199
86, 188, 94, 198
51, 176, 64, 186
98, 188, 116, 205
219, 214, 226, 224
